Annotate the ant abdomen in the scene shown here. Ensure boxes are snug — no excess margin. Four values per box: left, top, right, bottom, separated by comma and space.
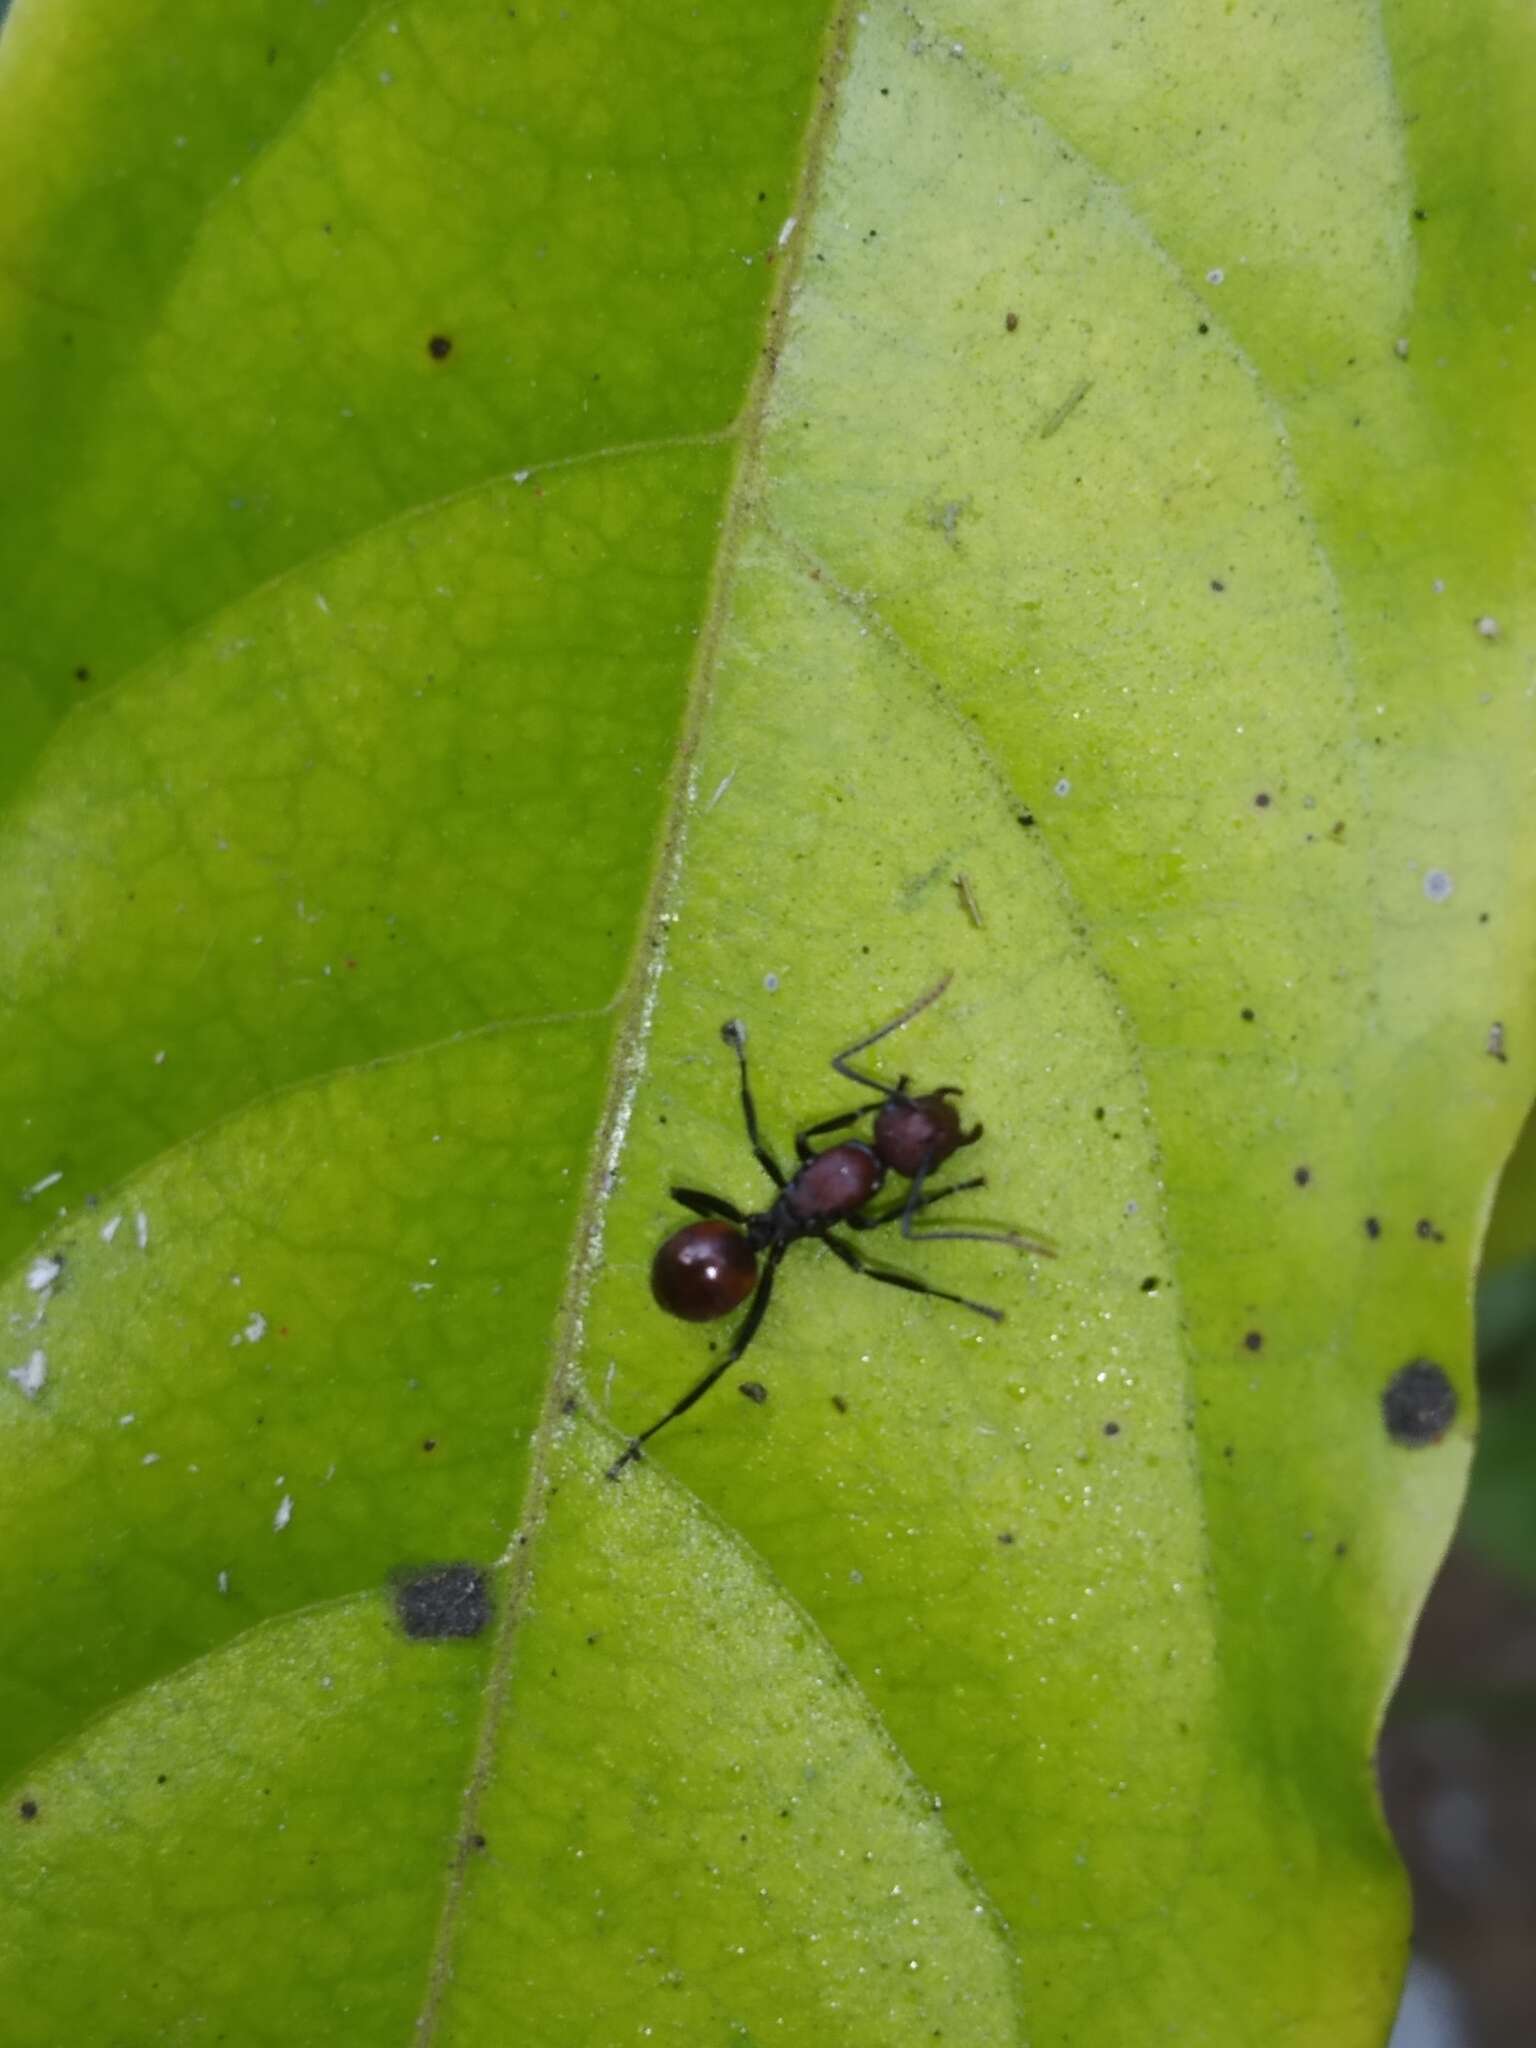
651, 1220, 758, 1322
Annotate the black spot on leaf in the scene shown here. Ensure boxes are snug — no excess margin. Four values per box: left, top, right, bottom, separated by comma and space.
394, 1563, 492, 1640
1382, 1361, 1457, 1446
427, 333, 453, 360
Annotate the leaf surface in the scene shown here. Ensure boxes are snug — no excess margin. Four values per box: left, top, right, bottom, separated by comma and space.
2, 2, 1531, 2043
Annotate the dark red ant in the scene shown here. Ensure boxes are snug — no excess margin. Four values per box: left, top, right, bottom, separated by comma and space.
607, 976, 1055, 1477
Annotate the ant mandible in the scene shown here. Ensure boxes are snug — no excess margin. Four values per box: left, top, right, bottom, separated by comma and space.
607, 975, 1055, 1477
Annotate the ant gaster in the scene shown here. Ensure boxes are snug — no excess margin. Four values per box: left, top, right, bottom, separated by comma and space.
607, 975, 1055, 1477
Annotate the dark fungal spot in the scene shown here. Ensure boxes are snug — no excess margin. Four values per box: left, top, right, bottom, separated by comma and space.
1293, 1166, 1312, 1187
1253, 792, 1271, 808
1004, 310, 1019, 332
1210, 579, 1226, 592
467, 1831, 488, 1851
421, 1438, 437, 1452
394, 1563, 492, 1640
1240, 1007, 1255, 1022
1103, 1420, 1120, 1437
73, 664, 90, 682
738, 1380, 768, 1404
997, 1530, 1016, 1545
1016, 808, 1036, 828
831, 1393, 849, 1414
1382, 1360, 1457, 1446
1198, 321, 1209, 334
1140, 1276, 1159, 1294
426, 333, 453, 360
1243, 1330, 1263, 1352
1414, 208, 1428, 221
18, 1799, 38, 1820
1415, 1217, 1445, 1243
1365, 1216, 1382, 1239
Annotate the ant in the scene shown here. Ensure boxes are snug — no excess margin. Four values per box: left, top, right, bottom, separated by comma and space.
607, 975, 1054, 1477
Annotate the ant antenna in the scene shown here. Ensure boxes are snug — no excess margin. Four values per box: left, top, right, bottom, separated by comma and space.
832, 972, 954, 1095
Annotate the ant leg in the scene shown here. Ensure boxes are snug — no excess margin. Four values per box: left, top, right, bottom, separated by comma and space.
891, 1156, 1058, 1257
831, 974, 953, 1093
607, 1245, 785, 1478
793, 1103, 875, 1163
670, 1186, 747, 1225
846, 1176, 987, 1228
823, 1232, 1003, 1323
720, 1021, 785, 1188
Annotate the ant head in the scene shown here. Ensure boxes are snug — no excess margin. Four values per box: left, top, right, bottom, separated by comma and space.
651, 1220, 759, 1322
871, 1087, 982, 1179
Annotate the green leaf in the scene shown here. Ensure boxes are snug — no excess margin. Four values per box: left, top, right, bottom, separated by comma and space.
2, 3, 1531, 2044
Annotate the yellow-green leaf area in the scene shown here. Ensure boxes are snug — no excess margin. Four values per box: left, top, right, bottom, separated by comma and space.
4, 1596, 495, 2046
1, 0, 1532, 2044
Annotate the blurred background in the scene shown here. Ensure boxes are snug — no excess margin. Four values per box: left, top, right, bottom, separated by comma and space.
1385, 1112, 1536, 2047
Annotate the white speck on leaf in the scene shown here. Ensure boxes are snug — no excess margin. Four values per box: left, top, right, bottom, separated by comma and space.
8, 1350, 46, 1399
22, 1170, 62, 1201
1424, 868, 1454, 902
1206, 267, 1225, 285
101, 1214, 123, 1243
142, 1451, 161, 1467
217, 1570, 230, 1595
274, 1495, 294, 1532
1476, 615, 1500, 639
26, 1256, 62, 1293
777, 215, 798, 248
135, 1211, 150, 1251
